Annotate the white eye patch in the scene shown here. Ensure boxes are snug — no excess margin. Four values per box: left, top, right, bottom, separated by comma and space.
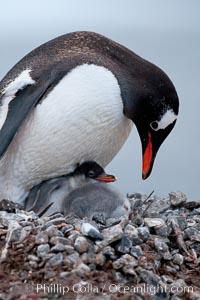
150, 109, 177, 131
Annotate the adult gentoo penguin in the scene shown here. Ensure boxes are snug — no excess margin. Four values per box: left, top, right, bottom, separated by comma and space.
0, 31, 179, 204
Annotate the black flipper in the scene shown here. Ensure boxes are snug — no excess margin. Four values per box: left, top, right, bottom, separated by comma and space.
0, 75, 53, 159
25, 177, 66, 215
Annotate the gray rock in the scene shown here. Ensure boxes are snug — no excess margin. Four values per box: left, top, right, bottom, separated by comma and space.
0, 293, 7, 300
51, 243, 67, 252
49, 236, 70, 245
131, 213, 143, 226
82, 222, 103, 240
59, 271, 70, 279
61, 224, 74, 235
169, 279, 187, 295
144, 217, 166, 228
73, 263, 90, 277
173, 253, 184, 265
115, 235, 132, 254
65, 245, 74, 254
113, 254, 138, 270
64, 252, 80, 268
27, 254, 40, 262
138, 226, 150, 241
0, 215, 9, 227
124, 224, 138, 238
45, 217, 66, 226
139, 268, 160, 285
67, 230, 81, 244
37, 243, 50, 258
45, 252, 64, 267
94, 252, 106, 266
169, 192, 187, 207
74, 236, 89, 254
28, 261, 38, 268
103, 246, 116, 260
35, 231, 49, 244
130, 245, 143, 258
155, 224, 169, 237
45, 225, 59, 237
154, 238, 172, 260
96, 223, 123, 248
184, 227, 200, 242
9, 226, 29, 243
145, 197, 171, 214
44, 270, 57, 280
174, 216, 187, 231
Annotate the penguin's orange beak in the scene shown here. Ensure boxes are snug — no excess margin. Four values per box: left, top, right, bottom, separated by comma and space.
95, 173, 117, 183
142, 132, 153, 179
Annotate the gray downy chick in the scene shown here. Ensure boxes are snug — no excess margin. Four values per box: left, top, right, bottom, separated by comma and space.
25, 161, 117, 216
25, 161, 130, 219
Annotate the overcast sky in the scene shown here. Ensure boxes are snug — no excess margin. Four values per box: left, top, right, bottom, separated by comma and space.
0, 0, 200, 200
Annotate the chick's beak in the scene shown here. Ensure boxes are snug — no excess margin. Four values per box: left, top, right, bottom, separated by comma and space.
95, 173, 117, 183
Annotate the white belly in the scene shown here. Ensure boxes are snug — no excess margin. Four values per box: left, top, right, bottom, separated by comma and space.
0, 64, 133, 203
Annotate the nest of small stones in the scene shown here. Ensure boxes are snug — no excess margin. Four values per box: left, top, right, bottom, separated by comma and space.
0, 191, 200, 300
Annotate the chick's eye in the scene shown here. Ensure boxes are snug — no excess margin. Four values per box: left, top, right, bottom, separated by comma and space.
88, 170, 95, 177
150, 121, 159, 131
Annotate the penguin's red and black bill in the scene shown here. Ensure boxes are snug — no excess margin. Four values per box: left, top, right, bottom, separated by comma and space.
142, 132, 153, 180
95, 173, 116, 183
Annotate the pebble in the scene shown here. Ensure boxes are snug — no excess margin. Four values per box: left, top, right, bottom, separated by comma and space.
45, 217, 66, 226
154, 237, 172, 260
115, 235, 132, 253
27, 254, 40, 262
64, 252, 80, 268
173, 253, 184, 265
1, 191, 200, 299
169, 192, 187, 207
45, 252, 64, 268
144, 217, 166, 228
169, 279, 188, 295
64, 245, 74, 254
37, 243, 50, 258
174, 216, 188, 231
130, 245, 143, 258
94, 252, 106, 266
74, 236, 89, 254
103, 246, 116, 260
51, 243, 67, 252
9, 226, 29, 243
45, 225, 59, 237
35, 231, 49, 244
81, 222, 103, 240
137, 226, 150, 241
49, 236, 70, 245
184, 226, 200, 242
96, 223, 123, 248
73, 263, 90, 277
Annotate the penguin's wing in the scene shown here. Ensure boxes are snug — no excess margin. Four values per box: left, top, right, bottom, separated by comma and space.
0, 70, 66, 159
25, 177, 65, 215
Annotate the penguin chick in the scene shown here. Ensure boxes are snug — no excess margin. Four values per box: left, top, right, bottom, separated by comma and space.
25, 161, 116, 216
63, 182, 130, 219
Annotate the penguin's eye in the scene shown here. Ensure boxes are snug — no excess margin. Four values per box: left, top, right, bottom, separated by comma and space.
150, 121, 159, 131
88, 170, 96, 178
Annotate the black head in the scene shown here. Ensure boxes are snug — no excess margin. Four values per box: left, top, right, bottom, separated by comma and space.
74, 161, 116, 182
122, 60, 179, 179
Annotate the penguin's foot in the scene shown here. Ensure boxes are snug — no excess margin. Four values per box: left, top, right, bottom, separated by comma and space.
0, 199, 23, 213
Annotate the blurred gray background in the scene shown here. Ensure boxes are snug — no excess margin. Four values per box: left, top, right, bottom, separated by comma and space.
0, 0, 199, 200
